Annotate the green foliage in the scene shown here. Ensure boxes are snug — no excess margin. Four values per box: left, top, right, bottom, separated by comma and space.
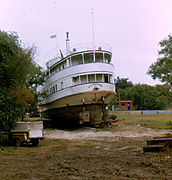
26, 65, 45, 116
148, 57, 172, 87
155, 84, 172, 104
115, 76, 133, 101
109, 98, 118, 110
115, 76, 133, 93
27, 65, 45, 90
166, 121, 172, 126
148, 35, 172, 87
159, 34, 172, 58
0, 30, 44, 131
124, 84, 168, 110
0, 91, 26, 131
109, 77, 133, 109
113, 77, 171, 110
117, 88, 127, 101
0, 31, 35, 89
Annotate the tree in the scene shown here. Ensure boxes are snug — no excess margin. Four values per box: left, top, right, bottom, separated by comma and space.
0, 30, 44, 131
27, 65, 45, 90
25, 64, 45, 116
148, 35, 172, 87
109, 77, 133, 109
155, 84, 172, 104
124, 84, 168, 110
115, 76, 133, 92
115, 76, 133, 101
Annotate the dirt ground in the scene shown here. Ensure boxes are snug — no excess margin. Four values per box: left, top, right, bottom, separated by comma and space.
0, 122, 172, 180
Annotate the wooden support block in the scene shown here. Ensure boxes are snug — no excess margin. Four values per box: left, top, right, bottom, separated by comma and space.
143, 145, 166, 152
153, 134, 172, 139
147, 138, 172, 146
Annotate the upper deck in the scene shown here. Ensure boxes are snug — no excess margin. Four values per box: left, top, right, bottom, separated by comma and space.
46, 42, 112, 69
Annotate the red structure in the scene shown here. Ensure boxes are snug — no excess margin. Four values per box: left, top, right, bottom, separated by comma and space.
118, 100, 133, 111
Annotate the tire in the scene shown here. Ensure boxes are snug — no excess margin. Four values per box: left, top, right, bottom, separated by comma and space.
31, 139, 39, 146
14, 138, 22, 147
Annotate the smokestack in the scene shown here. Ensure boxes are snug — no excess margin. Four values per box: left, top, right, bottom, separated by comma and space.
66, 32, 70, 55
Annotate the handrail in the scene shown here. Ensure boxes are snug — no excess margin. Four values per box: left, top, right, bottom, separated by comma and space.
46, 42, 112, 68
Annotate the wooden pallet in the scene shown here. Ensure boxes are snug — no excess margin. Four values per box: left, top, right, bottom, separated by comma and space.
143, 134, 172, 152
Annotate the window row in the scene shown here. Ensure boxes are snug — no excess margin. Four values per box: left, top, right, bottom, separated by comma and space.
47, 82, 63, 95
72, 74, 113, 84
71, 52, 111, 66
47, 52, 111, 76
47, 73, 113, 95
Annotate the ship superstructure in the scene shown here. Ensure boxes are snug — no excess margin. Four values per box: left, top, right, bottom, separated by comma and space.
42, 33, 116, 127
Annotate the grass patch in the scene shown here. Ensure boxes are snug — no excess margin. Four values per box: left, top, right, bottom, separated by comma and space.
167, 105, 172, 110
110, 111, 172, 129
140, 121, 172, 129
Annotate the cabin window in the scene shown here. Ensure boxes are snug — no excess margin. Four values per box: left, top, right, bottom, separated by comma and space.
49, 85, 58, 95
105, 53, 111, 63
84, 53, 94, 64
104, 75, 109, 83
72, 77, 77, 83
66, 58, 70, 67
71, 54, 83, 66
72, 77, 79, 85
61, 82, 64, 89
104, 74, 109, 83
50, 87, 52, 94
109, 75, 112, 83
50, 66, 56, 75
62, 61, 67, 69
69, 58, 72, 66
53, 86, 55, 93
88, 74, 95, 82
96, 74, 102, 82
80, 75, 87, 84
95, 53, 103, 63
55, 85, 58, 92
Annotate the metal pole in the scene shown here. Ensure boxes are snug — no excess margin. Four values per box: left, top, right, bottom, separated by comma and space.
91, 9, 95, 50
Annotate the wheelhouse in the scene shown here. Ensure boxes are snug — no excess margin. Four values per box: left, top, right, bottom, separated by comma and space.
45, 42, 112, 78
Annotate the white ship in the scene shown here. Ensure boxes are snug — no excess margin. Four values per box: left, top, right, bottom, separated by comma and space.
42, 33, 116, 127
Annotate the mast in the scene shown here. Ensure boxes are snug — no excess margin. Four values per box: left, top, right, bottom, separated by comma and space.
91, 9, 95, 51
91, 9, 95, 62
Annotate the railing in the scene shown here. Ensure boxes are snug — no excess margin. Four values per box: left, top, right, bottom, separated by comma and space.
70, 42, 112, 53
46, 42, 112, 68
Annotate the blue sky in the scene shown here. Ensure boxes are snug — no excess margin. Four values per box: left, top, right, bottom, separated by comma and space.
1, 0, 172, 85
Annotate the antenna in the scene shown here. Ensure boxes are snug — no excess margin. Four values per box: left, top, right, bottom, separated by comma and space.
91, 9, 95, 50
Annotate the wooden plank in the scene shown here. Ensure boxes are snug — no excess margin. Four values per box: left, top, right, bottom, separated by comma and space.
143, 145, 166, 152
153, 134, 172, 139
147, 138, 172, 146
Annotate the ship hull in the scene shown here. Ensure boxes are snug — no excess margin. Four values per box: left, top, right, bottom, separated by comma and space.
41, 90, 116, 127
42, 40, 116, 128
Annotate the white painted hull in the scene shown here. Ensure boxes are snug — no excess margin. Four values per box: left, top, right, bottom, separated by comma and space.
42, 40, 116, 126
41, 89, 116, 127
44, 89, 115, 109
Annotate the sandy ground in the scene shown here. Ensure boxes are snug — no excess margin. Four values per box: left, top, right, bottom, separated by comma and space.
0, 123, 172, 180
43, 123, 171, 140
